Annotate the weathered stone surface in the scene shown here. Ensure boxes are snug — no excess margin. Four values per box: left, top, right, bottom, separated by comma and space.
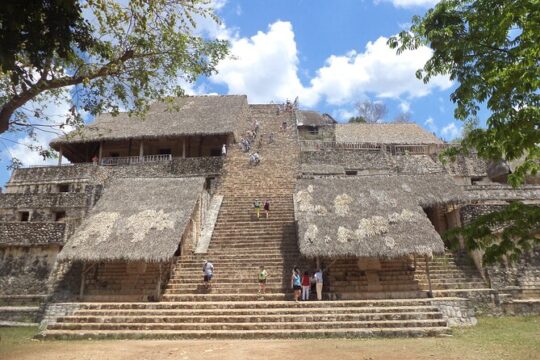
0, 222, 65, 245
0, 246, 60, 294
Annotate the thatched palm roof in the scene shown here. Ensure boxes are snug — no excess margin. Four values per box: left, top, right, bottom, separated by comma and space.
335, 123, 443, 144
295, 175, 463, 259
296, 111, 336, 126
51, 95, 248, 148
58, 177, 204, 262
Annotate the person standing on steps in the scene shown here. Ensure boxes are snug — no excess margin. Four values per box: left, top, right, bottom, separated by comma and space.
263, 199, 270, 218
222, 144, 227, 156
258, 266, 268, 295
301, 271, 311, 301
291, 267, 302, 302
314, 268, 324, 301
202, 260, 214, 289
253, 198, 261, 219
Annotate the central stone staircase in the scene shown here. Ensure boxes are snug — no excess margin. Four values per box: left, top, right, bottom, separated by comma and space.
41, 105, 451, 339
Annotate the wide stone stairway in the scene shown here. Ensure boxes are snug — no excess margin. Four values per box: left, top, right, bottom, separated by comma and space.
415, 251, 492, 298
41, 106, 451, 339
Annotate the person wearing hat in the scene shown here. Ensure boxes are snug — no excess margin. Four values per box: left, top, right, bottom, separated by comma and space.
253, 198, 261, 219
202, 260, 214, 289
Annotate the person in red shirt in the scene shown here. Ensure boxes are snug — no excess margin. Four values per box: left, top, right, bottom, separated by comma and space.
301, 271, 311, 301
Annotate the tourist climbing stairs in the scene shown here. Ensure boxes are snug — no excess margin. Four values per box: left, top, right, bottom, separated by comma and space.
163, 104, 302, 301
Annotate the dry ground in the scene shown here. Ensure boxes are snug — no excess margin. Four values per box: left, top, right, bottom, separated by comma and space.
1, 316, 538, 360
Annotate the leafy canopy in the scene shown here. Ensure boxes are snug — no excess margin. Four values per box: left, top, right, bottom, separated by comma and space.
388, 0, 539, 187
0, 0, 229, 146
389, 0, 540, 264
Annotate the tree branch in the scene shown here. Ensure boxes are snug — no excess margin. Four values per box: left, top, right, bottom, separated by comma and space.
0, 50, 134, 132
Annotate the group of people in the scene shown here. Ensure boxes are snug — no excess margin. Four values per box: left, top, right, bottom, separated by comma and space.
291, 267, 324, 302
202, 261, 324, 301
253, 198, 271, 219
239, 120, 260, 153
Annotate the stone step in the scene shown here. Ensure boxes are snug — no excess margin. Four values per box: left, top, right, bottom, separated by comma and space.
49, 318, 447, 331
164, 287, 286, 295
0, 306, 40, 323
72, 299, 445, 310
0, 294, 47, 306
161, 294, 291, 302
73, 305, 441, 317
41, 326, 450, 340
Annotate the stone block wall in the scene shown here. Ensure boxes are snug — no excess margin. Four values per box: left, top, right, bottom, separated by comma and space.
300, 150, 394, 171
487, 248, 540, 294
0, 245, 61, 295
81, 261, 165, 301
0, 223, 65, 245
298, 126, 335, 141
431, 298, 477, 327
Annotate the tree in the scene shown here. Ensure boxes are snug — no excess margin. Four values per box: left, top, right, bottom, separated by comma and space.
392, 112, 413, 123
388, 0, 539, 263
348, 116, 366, 123
0, 0, 229, 137
0, 1, 94, 74
352, 99, 388, 123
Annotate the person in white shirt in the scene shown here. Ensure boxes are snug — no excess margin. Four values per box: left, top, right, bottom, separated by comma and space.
222, 144, 227, 156
314, 269, 324, 300
203, 260, 214, 289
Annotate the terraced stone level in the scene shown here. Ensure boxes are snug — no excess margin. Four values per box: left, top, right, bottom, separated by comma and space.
43, 299, 450, 339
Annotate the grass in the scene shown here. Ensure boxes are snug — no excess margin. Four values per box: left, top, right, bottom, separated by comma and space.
0, 316, 538, 360
0, 326, 40, 353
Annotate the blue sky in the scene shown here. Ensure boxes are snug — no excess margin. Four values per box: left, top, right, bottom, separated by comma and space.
0, 0, 469, 186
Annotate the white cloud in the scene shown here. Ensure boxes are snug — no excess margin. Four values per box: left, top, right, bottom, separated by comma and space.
381, 0, 440, 8
399, 101, 411, 113
441, 122, 462, 140
304, 36, 452, 106
211, 21, 452, 108
1, 96, 74, 167
211, 21, 305, 103
333, 108, 357, 122
424, 117, 437, 133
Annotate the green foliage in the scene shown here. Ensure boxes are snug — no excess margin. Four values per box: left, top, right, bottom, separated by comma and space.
348, 116, 366, 123
444, 202, 540, 265
390, 0, 540, 264
0, 0, 229, 140
388, 0, 540, 186
0, 1, 94, 74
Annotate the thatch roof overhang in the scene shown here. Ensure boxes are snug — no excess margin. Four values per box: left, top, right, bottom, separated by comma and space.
335, 123, 443, 145
294, 175, 464, 259
296, 111, 336, 127
58, 177, 205, 263
50, 95, 249, 149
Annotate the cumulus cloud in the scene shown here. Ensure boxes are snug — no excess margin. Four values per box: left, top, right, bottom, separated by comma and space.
211, 21, 305, 103
212, 21, 452, 107
441, 122, 463, 140
304, 36, 452, 106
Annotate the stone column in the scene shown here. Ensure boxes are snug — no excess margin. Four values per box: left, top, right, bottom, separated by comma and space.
182, 137, 186, 158
139, 141, 144, 161
58, 146, 63, 166
98, 141, 103, 162
357, 257, 383, 292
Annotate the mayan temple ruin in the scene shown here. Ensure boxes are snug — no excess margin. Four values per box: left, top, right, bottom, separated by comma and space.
0, 95, 538, 338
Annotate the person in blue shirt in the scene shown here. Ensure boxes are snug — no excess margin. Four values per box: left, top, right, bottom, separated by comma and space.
291, 267, 301, 302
